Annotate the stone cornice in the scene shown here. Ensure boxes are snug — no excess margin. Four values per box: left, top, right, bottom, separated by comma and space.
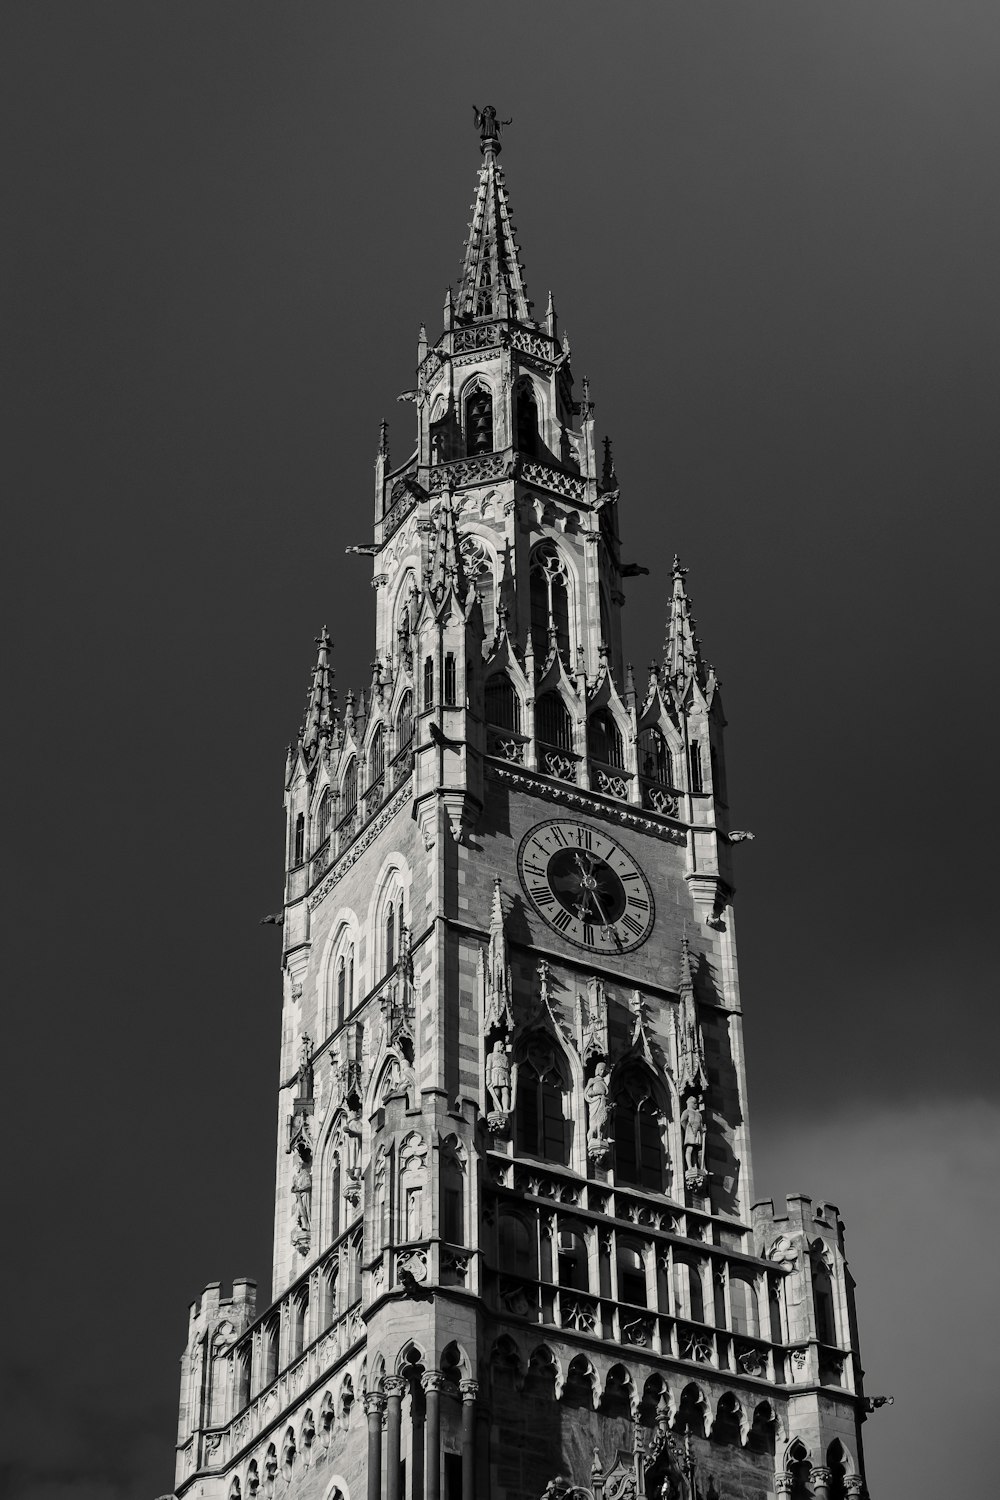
488, 761, 687, 845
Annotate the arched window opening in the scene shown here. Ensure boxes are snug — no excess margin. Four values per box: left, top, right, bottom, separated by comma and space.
292, 812, 305, 867
329, 1159, 341, 1243
346, 1234, 362, 1307
617, 1243, 647, 1307
825, 1441, 849, 1500
316, 789, 332, 848
443, 652, 457, 706
342, 759, 358, 819
673, 1260, 705, 1324
460, 536, 495, 642
530, 544, 570, 661
369, 724, 385, 784
588, 707, 625, 768
385, 902, 396, 973
768, 1280, 783, 1344
423, 656, 434, 709
557, 1230, 588, 1292
336, 958, 347, 1029
485, 674, 521, 732
814, 1266, 836, 1345
396, 691, 413, 750
729, 1277, 759, 1338
289, 1289, 308, 1359
261, 1317, 279, 1388
535, 692, 573, 753
712, 1394, 744, 1449
689, 741, 704, 794
234, 1347, 251, 1412
515, 1040, 568, 1165
614, 1087, 664, 1192
498, 1214, 536, 1279
465, 388, 494, 456
639, 727, 672, 785
516, 380, 539, 456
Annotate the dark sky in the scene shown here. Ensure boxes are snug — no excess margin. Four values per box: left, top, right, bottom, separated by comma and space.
3, 5, 998, 1497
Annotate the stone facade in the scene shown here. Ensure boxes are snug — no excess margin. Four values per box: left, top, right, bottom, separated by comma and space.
171, 111, 871, 1500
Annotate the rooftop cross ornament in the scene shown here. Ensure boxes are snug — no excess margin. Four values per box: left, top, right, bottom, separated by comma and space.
473, 104, 512, 153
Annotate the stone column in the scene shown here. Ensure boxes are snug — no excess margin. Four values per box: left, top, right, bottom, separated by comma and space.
383, 1376, 407, 1500
422, 1373, 446, 1500
459, 1380, 479, 1500
363, 1392, 386, 1500
844, 1477, 864, 1497
774, 1476, 793, 1498
810, 1467, 833, 1499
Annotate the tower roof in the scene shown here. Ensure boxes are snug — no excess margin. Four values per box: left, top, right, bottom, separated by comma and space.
457, 107, 530, 325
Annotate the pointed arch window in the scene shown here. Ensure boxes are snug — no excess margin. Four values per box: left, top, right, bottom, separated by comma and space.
336, 958, 347, 1029
515, 1037, 568, 1165
396, 691, 413, 750
485, 673, 521, 733
443, 652, 457, 706
587, 707, 625, 768
613, 1084, 665, 1192
639, 727, 672, 785
530, 544, 570, 661
465, 387, 494, 455
535, 692, 573, 753
329, 1157, 341, 1243
516, 379, 539, 456
292, 812, 305, 867
385, 903, 396, 973
316, 789, 332, 848
460, 535, 495, 642
342, 759, 358, 819
688, 741, 704, 794
368, 724, 385, 784
423, 656, 434, 709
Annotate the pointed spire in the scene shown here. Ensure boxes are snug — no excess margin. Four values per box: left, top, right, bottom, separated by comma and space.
545, 288, 557, 339
458, 110, 530, 325
663, 556, 706, 693
427, 492, 468, 607
378, 419, 389, 460
301, 628, 336, 758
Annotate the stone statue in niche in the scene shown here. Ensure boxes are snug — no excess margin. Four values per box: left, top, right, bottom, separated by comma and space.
291, 1154, 312, 1229
344, 1104, 363, 1181
296, 1032, 314, 1099
486, 1039, 512, 1118
680, 1094, 707, 1190
584, 1061, 612, 1163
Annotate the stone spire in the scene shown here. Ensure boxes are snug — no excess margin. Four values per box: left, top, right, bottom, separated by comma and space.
663, 556, 706, 692
426, 493, 469, 609
458, 108, 530, 324
301, 628, 335, 758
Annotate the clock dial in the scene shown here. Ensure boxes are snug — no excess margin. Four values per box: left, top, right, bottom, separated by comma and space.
517, 820, 654, 953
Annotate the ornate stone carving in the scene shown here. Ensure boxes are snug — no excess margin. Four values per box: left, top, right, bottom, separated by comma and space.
680, 1094, 707, 1191
584, 1061, 612, 1163
576, 976, 608, 1065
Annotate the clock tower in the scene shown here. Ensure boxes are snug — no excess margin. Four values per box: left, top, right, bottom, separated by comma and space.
172, 110, 872, 1500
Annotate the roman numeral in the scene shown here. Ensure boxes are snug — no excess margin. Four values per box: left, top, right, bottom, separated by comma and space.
530, 886, 556, 907
629, 896, 650, 911
582, 924, 595, 947
575, 827, 593, 849
548, 825, 569, 847
551, 909, 573, 933
523, 861, 546, 878
621, 913, 644, 937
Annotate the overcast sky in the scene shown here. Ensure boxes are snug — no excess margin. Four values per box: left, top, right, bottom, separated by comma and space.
3, 4, 998, 1497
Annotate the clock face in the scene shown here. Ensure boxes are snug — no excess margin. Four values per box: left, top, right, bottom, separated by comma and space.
517, 819, 654, 953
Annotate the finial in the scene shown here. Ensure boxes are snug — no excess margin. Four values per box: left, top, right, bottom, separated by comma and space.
378, 420, 389, 459
672, 554, 688, 579
472, 104, 511, 155
601, 436, 615, 491
545, 288, 557, 338
418, 323, 427, 363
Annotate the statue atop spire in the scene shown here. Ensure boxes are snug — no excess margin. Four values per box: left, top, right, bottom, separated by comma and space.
472, 104, 511, 155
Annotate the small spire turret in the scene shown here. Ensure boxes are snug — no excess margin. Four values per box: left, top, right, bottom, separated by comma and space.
301, 628, 336, 759
663, 556, 707, 695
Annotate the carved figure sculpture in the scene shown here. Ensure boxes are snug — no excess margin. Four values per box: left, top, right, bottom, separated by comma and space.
344, 1105, 363, 1179
291, 1156, 312, 1228
296, 1032, 314, 1098
584, 1062, 610, 1145
486, 1039, 512, 1114
681, 1095, 706, 1175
